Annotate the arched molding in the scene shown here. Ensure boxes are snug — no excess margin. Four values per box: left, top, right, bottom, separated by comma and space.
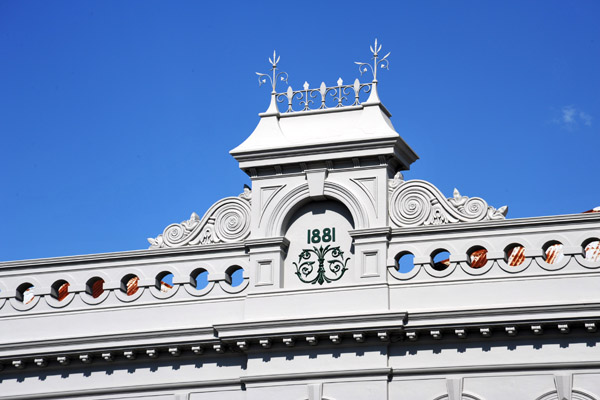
574, 253, 600, 269
433, 394, 483, 400
298, 398, 335, 400
80, 288, 111, 305
533, 233, 571, 272
0, 279, 8, 298
113, 267, 147, 303
388, 263, 422, 280
388, 243, 425, 281
422, 260, 458, 279
323, 181, 367, 228
44, 272, 77, 309
149, 280, 180, 300
536, 390, 597, 400
458, 239, 496, 276
496, 255, 533, 274
46, 290, 76, 309
80, 271, 112, 305
183, 281, 216, 297
188, 262, 219, 277
266, 182, 367, 237
218, 260, 250, 294
9, 277, 44, 311
0, 279, 8, 310
266, 183, 308, 237
218, 278, 249, 294
114, 286, 145, 303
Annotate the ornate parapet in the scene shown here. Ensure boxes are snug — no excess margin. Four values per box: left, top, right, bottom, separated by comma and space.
148, 187, 252, 249
388, 174, 508, 228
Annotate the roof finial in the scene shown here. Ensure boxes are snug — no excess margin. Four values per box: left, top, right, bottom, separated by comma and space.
354, 39, 390, 104
256, 51, 289, 114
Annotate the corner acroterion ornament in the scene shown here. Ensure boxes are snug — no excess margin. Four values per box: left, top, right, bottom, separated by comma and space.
354, 38, 390, 104
255, 50, 288, 114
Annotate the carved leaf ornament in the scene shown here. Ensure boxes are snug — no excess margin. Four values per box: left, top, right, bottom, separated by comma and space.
389, 179, 507, 227
148, 188, 252, 248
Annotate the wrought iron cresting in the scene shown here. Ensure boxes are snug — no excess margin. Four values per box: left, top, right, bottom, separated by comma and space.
277, 78, 372, 113
255, 39, 390, 114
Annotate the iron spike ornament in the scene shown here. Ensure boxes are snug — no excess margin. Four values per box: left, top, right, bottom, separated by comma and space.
354, 38, 390, 82
354, 38, 389, 104
255, 50, 288, 93
293, 244, 350, 285
256, 50, 289, 114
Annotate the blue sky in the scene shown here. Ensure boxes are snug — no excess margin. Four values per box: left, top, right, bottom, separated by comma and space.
0, 1, 598, 261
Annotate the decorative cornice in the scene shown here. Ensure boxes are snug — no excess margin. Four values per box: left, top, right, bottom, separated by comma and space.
349, 227, 392, 241
0, 242, 247, 271
232, 135, 406, 162
245, 236, 290, 251
0, 378, 243, 400
215, 312, 408, 340
390, 210, 600, 237
407, 302, 600, 327
0, 303, 600, 364
2, 211, 594, 270
1, 317, 598, 375
0, 326, 217, 357
241, 367, 392, 384
2, 306, 599, 372
391, 362, 600, 377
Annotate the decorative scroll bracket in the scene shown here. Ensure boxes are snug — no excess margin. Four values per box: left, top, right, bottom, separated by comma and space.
388, 178, 508, 228
148, 186, 252, 249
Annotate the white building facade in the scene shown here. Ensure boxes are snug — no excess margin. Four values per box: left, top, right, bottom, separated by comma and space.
1, 42, 600, 400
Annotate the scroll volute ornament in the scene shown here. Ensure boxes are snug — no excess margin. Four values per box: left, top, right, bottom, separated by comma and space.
388, 179, 507, 228
148, 187, 252, 249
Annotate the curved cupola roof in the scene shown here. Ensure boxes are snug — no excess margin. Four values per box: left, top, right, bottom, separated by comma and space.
230, 40, 419, 174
